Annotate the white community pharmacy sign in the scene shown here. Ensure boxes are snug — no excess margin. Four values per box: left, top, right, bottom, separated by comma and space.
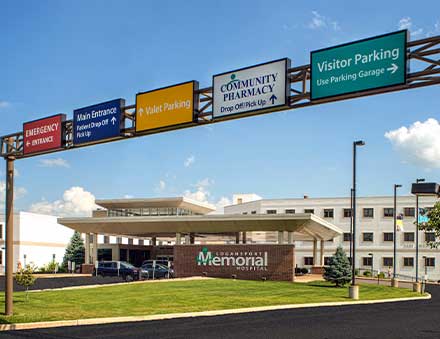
212, 58, 290, 118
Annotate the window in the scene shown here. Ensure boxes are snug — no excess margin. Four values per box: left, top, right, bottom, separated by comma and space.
0, 251, 2, 265
343, 233, 352, 241
383, 257, 393, 267
404, 232, 415, 242
323, 209, 334, 218
363, 208, 374, 218
425, 257, 435, 267
383, 208, 394, 217
363, 232, 374, 242
266, 210, 277, 214
404, 207, 415, 217
251, 211, 257, 214
242, 212, 248, 215
343, 208, 352, 218
304, 209, 314, 214
363, 257, 372, 266
0, 224, 2, 239
304, 257, 314, 265
285, 209, 295, 214
324, 257, 332, 266
403, 257, 414, 267
425, 232, 436, 242
383, 232, 394, 242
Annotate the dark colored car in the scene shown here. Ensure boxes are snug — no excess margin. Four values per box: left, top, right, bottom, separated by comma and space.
141, 259, 170, 267
95, 261, 140, 281
140, 263, 174, 279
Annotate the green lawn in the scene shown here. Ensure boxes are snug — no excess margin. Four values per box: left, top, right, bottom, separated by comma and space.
0, 279, 425, 324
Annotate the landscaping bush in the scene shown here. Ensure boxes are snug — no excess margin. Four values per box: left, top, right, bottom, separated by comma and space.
377, 272, 386, 279
39, 261, 59, 273
15, 264, 37, 301
363, 270, 372, 277
300, 268, 309, 274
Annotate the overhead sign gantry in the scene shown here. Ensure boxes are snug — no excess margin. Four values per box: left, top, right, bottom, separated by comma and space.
1, 29, 440, 315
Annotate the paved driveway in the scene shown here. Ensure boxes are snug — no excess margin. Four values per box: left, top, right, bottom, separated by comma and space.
1, 284, 439, 338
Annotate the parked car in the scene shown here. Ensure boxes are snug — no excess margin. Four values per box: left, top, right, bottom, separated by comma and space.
141, 259, 171, 267
140, 262, 174, 279
95, 261, 140, 281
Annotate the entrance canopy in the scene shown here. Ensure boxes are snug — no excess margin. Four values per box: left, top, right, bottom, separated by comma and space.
58, 213, 342, 241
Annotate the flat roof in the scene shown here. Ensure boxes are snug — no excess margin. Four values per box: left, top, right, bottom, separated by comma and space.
95, 197, 215, 215
58, 213, 342, 241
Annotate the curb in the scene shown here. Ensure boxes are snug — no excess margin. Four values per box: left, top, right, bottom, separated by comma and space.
0, 293, 431, 331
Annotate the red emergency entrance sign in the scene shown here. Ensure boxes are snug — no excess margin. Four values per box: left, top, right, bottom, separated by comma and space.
23, 114, 65, 155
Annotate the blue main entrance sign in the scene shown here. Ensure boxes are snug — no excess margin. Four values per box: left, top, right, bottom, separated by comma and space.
73, 99, 125, 145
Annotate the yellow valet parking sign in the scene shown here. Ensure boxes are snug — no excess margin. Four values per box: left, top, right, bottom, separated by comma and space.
136, 81, 199, 132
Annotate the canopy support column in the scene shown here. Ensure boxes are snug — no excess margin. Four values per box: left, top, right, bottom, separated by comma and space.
313, 239, 318, 266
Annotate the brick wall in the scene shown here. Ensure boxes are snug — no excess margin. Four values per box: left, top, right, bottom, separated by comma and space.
174, 244, 295, 281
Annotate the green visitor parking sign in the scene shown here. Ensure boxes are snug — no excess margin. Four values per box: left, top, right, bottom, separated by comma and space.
311, 30, 408, 100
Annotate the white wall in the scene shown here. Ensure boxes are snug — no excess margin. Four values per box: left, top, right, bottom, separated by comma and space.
225, 195, 440, 281
0, 212, 74, 273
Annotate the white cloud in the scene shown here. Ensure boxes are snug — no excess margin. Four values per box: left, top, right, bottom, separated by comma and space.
159, 180, 166, 190
29, 186, 98, 217
123, 194, 134, 199
385, 118, 440, 168
0, 101, 10, 109
308, 11, 340, 31
398, 17, 423, 37
0, 181, 27, 207
184, 155, 195, 168
183, 178, 229, 214
39, 158, 70, 168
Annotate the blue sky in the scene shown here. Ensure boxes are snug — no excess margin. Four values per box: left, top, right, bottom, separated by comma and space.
1, 0, 439, 215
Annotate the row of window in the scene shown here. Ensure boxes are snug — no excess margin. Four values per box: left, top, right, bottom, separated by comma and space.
342, 232, 436, 243
108, 207, 198, 217
303, 256, 436, 267
264, 207, 431, 219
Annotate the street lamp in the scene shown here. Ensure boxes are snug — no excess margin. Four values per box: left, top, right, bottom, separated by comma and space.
393, 184, 402, 279
368, 252, 373, 276
350, 188, 354, 263
352, 140, 365, 288
415, 178, 425, 283
422, 256, 428, 280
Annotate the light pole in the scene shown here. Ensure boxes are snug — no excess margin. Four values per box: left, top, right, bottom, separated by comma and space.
368, 252, 373, 276
393, 184, 402, 279
351, 140, 365, 288
415, 178, 425, 283
350, 188, 354, 263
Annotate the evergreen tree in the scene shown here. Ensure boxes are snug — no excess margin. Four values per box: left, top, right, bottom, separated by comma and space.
323, 246, 352, 287
62, 231, 85, 269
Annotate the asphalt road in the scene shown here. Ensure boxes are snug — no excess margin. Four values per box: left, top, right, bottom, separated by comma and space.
1, 284, 439, 339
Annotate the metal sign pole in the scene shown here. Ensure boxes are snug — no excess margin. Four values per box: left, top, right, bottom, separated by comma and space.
5, 139, 15, 316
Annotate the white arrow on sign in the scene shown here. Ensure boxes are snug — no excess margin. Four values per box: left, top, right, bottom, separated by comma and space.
138, 108, 144, 116
26, 141, 30, 147
111, 116, 117, 125
387, 63, 398, 74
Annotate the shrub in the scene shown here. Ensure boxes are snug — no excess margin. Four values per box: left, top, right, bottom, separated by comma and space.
377, 272, 385, 279
301, 268, 309, 274
363, 270, 372, 277
15, 264, 37, 301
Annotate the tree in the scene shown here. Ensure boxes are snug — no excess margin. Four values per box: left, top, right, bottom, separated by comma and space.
418, 201, 440, 248
62, 231, 85, 270
15, 264, 37, 301
323, 246, 352, 287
